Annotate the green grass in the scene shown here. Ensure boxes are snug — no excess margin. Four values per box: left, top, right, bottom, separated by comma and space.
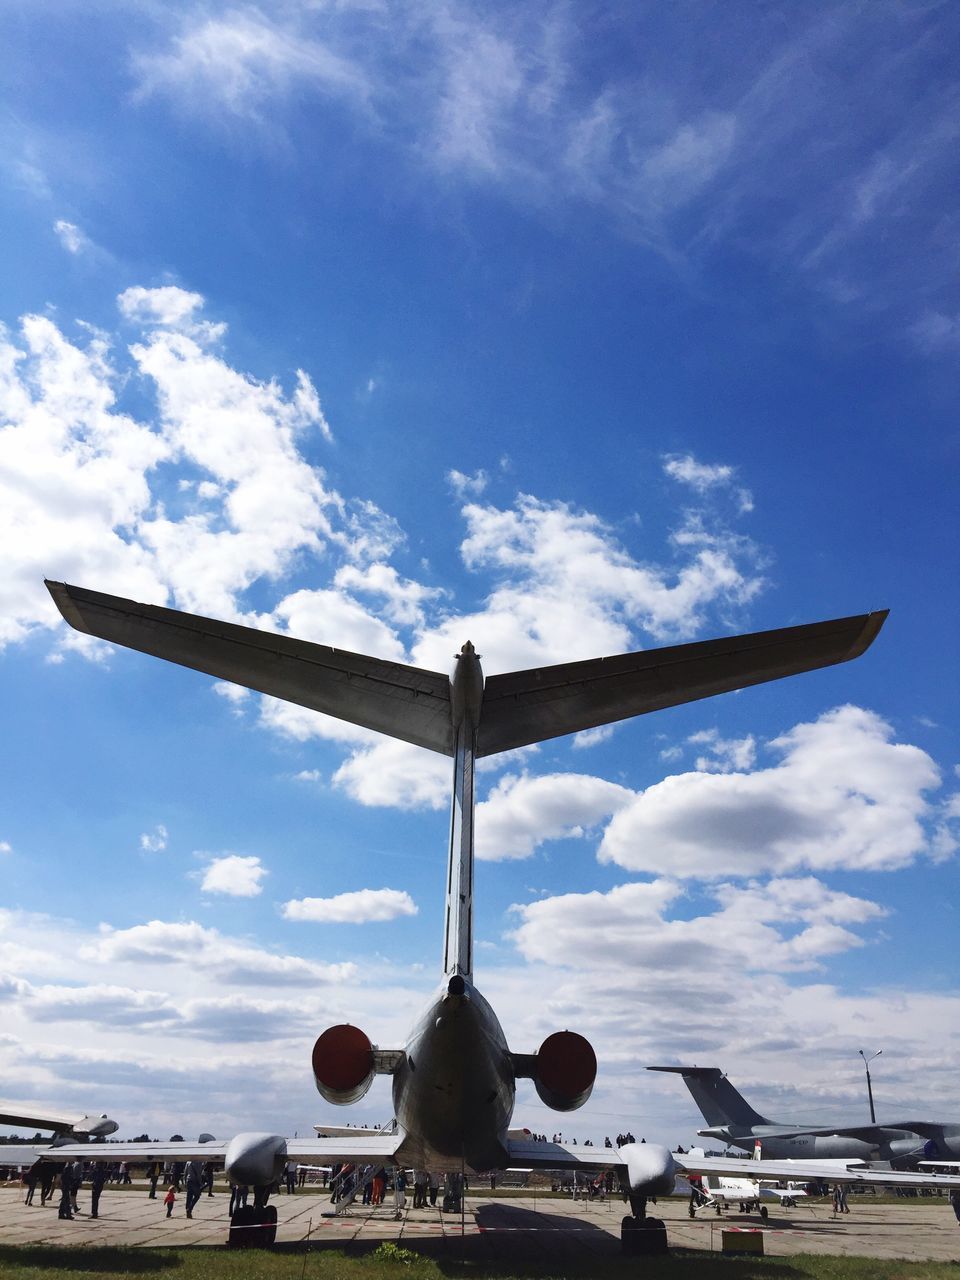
0, 1245, 957, 1280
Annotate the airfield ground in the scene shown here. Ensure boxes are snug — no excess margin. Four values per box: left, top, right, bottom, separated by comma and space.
1, 1181, 959, 1275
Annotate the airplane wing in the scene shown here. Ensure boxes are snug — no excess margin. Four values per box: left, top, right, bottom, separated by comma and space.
45, 582, 454, 755
0, 1143, 56, 1165
505, 1137, 625, 1170
32, 1133, 403, 1167
676, 1153, 960, 1189
0, 1103, 118, 1136
477, 611, 887, 756
31, 1139, 228, 1164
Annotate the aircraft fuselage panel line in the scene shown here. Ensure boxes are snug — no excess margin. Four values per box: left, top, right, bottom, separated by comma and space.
476, 610, 887, 756
43, 581, 454, 755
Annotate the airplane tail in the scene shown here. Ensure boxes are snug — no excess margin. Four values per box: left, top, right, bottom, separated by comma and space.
648, 1067, 770, 1128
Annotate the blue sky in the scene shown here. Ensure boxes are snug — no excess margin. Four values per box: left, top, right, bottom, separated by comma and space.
1, 1, 958, 1147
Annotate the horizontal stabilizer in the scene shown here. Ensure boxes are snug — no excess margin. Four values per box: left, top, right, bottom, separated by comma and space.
477, 612, 887, 756
45, 582, 454, 755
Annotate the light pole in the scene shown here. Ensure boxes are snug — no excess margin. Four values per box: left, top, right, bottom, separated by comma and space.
859, 1049, 881, 1123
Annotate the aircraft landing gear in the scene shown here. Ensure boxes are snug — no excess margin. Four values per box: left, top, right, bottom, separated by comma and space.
759, 1205, 769, 1220
620, 1193, 668, 1255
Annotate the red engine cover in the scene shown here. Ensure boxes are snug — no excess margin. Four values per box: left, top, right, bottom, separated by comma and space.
312, 1024, 375, 1105
534, 1030, 597, 1112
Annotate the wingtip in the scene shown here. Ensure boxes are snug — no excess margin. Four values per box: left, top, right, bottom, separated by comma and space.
847, 608, 889, 662
45, 579, 92, 635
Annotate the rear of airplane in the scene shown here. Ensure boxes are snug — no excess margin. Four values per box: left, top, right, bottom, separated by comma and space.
648, 1067, 770, 1128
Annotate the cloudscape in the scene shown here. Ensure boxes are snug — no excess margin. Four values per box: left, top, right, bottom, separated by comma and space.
1, 0, 957, 1147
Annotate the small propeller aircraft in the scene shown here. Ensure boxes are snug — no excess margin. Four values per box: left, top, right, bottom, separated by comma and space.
25, 583, 960, 1251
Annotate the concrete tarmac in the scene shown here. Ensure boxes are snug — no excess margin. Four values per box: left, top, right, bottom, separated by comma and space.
2, 1185, 959, 1264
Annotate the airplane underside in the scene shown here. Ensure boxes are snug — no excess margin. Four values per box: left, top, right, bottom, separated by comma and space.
393, 978, 514, 1172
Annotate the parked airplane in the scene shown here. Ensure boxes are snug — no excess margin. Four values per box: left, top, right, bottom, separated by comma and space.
650, 1066, 960, 1166
685, 1150, 807, 1220
0, 1102, 118, 1139
31, 583, 959, 1251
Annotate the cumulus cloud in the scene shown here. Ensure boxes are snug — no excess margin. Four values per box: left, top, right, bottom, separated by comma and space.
333, 739, 451, 810
118, 285, 207, 329
600, 705, 945, 878
82, 920, 354, 987
282, 888, 418, 924
139, 824, 168, 853
688, 728, 757, 773
410, 495, 764, 677
509, 875, 886, 975
197, 853, 267, 897
476, 772, 633, 861
0, 841, 11, 855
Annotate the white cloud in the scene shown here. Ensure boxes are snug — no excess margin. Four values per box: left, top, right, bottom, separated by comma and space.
0, 841, 11, 855
663, 452, 754, 514
53, 220, 91, 255
571, 724, 616, 750
133, 11, 371, 123
213, 680, 249, 712
197, 853, 267, 897
139, 824, 168, 853
476, 772, 633, 861
600, 706, 944, 878
282, 888, 418, 924
447, 468, 488, 497
333, 739, 451, 810
334, 564, 443, 628
509, 875, 885, 976
687, 728, 757, 773
82, 919, 354, 987
411, 494, 764, 675
118, 285, 206, 329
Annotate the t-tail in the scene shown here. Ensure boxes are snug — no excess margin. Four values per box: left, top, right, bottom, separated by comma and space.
648, 1066, 771, 1127
44, 581, 886, 995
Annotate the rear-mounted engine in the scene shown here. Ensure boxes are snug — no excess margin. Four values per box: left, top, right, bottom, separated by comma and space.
312, 1024, 376, 1105
534, 1030, 597, 1111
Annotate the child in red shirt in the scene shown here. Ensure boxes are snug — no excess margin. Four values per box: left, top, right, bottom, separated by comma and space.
164, 1186, 176, 1218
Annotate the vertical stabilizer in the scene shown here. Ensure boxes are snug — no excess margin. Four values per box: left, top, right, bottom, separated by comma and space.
648, 1067, 770, 1127
442, 643, 482, 980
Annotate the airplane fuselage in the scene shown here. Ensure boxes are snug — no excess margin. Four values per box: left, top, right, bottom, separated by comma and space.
393, 976, 514, 1172
700, 1125, 933, 1163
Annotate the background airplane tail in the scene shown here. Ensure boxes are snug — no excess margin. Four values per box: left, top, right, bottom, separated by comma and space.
648, 1067, 770, 1128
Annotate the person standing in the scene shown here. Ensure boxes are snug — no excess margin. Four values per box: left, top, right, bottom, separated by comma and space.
147, 1161, 160, 1199
164, 1185, 176, 1218
23, 1166, 38, 1205
184, 1161, 204, 1218
950, 1186, 960, 1224
90, 1164, 108, 1219
285, 1160, 297, 1194
57, 1167, 74, 1220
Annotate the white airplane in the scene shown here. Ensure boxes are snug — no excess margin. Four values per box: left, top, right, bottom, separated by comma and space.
0, 1102, 118, 1140
24, 584, 960, 1251
686, 1145, 806, 1219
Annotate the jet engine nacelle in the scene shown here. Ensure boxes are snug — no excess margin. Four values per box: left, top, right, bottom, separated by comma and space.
312, 1024, 376, 1105
621, 1141, 677, 1199
532, 1031, 597, 1112
224, 1132, 287, 1187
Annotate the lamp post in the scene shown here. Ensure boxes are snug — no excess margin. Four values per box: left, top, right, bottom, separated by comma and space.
859, 1049, 881, 1123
